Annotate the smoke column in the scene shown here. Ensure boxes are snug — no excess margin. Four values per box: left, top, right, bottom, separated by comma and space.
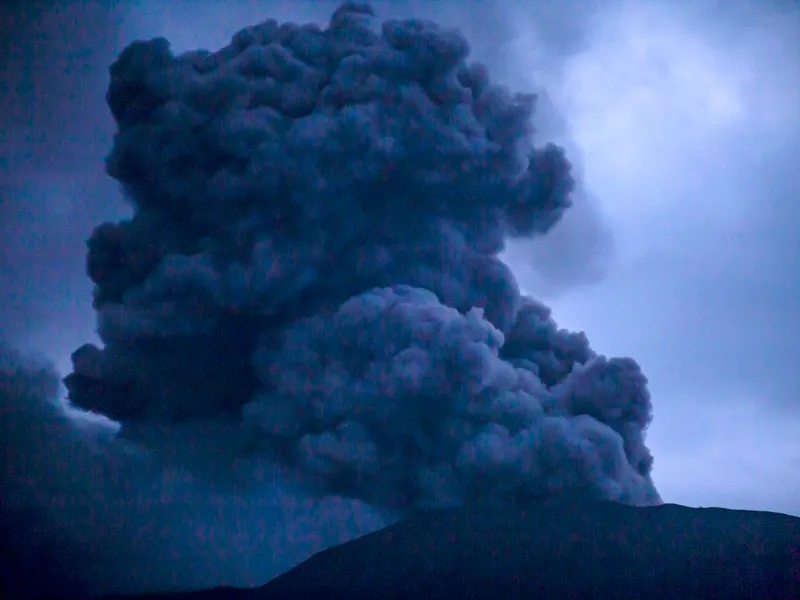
2, 1, 660, 595
66, 0, 658, 508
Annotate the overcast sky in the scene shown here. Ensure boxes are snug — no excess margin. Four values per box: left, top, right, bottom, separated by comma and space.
1, 0, 798, 519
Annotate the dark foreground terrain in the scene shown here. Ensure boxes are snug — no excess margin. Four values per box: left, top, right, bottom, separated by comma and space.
3, 498, 798, 599
98, 499, 798, 600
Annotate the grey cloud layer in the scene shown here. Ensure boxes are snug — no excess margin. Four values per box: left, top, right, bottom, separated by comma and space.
542, 0, 800, 514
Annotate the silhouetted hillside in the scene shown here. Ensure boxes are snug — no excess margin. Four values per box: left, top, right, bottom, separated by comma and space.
103, 499, 799, 600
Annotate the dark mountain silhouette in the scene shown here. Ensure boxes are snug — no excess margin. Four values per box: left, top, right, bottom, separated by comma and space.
100, 498, 799, 600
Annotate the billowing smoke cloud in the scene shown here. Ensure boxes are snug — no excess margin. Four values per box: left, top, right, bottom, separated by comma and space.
2, 1, 660, 596
65, 1, 658, 509
1, 344, 389, 596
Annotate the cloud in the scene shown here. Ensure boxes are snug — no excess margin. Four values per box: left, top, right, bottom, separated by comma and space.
542, 0, 800, 514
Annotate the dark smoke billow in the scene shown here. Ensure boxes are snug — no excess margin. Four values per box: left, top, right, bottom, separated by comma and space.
64, 1, 660, 510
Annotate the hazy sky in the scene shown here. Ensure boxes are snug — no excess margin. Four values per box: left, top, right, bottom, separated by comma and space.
1, 0, 798, 520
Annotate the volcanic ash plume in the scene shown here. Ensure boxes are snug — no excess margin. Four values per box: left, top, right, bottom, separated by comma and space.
65, 1, 660, 509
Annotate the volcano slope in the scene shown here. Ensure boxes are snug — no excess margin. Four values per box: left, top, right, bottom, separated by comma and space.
112, 499, 800, 600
